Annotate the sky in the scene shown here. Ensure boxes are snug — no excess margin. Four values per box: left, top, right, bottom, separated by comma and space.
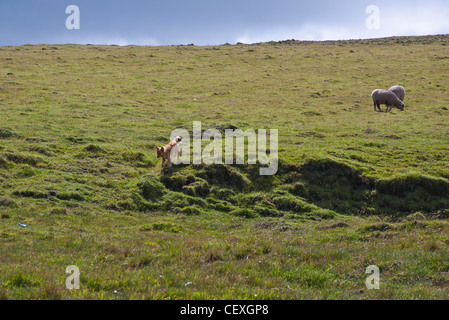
0, 0, 448, 46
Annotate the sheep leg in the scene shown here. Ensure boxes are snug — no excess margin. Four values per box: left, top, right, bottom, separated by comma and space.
373, 101, 381, 112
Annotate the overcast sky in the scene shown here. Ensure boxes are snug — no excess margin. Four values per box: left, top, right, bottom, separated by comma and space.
1, 0, 448, 46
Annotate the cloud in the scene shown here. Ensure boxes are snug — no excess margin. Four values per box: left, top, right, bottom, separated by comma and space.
235, 25, 356, 43
47, 34, 160, 46
76, 37, 159, 46
379, 2, 449, 36
235, 2, 449, 44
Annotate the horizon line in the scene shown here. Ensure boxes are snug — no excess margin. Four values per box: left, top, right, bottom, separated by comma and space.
1, 33, 448, 48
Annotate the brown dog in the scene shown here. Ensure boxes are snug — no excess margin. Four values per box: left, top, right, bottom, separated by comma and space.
156, 136, 182, 167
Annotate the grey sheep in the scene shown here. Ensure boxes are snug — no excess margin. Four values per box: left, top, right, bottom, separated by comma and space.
371, 89, 405, 112
388, 85, 406, 102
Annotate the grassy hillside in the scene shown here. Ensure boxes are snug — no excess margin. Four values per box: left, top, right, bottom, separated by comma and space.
1, 35, 449, 299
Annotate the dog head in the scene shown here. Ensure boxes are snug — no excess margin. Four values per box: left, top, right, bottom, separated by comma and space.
156, 147, 164, 158
174, 136, 182, 143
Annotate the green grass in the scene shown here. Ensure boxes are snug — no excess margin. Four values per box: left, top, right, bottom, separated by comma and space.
1, 35, 449, 299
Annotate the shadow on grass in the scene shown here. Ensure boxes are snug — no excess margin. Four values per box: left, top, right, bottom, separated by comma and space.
146, 158, 449, 219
